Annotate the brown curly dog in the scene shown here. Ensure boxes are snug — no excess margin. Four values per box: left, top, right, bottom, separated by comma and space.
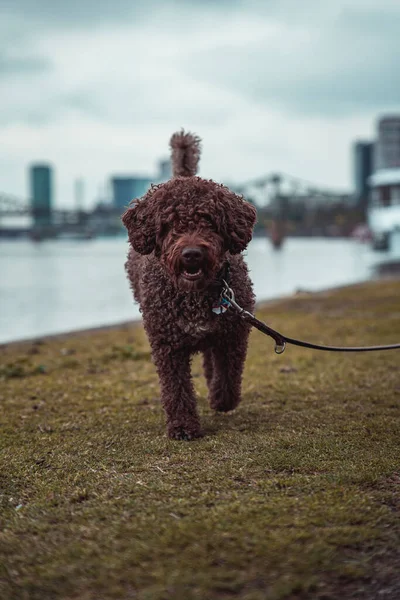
122, 131, 256, 440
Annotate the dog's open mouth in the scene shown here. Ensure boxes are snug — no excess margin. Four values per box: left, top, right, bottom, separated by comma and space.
181, 266, 203, 281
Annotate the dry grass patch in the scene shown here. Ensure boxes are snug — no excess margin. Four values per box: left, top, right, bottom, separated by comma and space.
0, 280, 399, 599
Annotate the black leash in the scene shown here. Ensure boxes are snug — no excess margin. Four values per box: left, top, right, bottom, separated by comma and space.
221, 280, 400, 355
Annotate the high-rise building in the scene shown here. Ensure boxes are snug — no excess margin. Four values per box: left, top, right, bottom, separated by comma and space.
374, 115, 400, 170
111, 177, 152, 212
74, 178, 84, 210
353, 141, 373, 210
30, 164, 53, 227
158, 158, 172, 182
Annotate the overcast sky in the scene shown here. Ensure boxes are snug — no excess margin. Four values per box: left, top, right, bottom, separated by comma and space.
1, 0, 399, 208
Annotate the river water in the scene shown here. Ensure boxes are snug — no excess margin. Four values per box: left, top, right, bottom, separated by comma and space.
1, 236, 399, 344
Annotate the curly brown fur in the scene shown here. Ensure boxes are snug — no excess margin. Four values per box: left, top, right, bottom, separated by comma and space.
170, 130, 201, 177
122, 131, 257, 440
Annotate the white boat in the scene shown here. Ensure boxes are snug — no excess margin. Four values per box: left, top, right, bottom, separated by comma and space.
367, 168, 400, 249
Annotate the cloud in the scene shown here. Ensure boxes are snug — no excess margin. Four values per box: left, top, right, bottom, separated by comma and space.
0, 53, 50, 77
2, 0, 399, 121
179, 2, 400, 117
0, 0, 399, 207
0, 0, 139, 29
0, 0, 239, 35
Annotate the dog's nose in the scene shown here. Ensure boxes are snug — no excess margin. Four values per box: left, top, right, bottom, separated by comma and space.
181, 247, 203, 265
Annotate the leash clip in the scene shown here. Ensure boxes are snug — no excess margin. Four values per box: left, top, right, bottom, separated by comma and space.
221, 280, 246, 315
212, 280, 233, 315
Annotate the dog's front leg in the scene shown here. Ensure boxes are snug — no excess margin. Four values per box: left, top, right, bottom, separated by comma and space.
152, 347, 201, 440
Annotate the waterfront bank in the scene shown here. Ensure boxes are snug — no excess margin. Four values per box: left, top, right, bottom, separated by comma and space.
1, 279, 399, 599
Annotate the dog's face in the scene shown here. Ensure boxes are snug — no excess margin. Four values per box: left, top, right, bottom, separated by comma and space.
122, 177, 256, 291
159, 223, 224, 291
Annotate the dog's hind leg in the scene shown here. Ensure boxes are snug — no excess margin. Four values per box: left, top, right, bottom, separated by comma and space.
202, 349, 214, 389
208, 324, 251, 413
152, 347, 202, 440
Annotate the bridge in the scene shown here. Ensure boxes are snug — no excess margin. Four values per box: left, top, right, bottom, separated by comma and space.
0, 190, 126, 238
0, 193, 32, 216
0, 192, 99, 219
0, 173, 353, 240
234, 172, 350, 206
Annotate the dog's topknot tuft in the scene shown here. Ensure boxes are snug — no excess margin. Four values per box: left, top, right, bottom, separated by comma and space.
170, 130, 201, 177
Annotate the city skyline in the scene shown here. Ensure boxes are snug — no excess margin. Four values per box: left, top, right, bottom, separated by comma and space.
1, 0, 400, 208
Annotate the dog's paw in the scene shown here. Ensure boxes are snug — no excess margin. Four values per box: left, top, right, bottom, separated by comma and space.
210, 392, 241, 413
168, 425, 203, 441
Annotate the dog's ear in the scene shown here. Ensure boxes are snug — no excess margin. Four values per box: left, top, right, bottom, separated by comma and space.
122, 199, 156, 255
218, 192, 257, 254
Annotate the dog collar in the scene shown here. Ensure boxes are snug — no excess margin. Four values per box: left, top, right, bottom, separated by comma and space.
212, 296, 231, 314
211, 260, 231, 315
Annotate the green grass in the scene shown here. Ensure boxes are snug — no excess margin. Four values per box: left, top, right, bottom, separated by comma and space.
1, 280, 399, 599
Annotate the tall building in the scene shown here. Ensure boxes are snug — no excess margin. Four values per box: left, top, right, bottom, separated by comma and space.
374, 115, 400, 170
30, 164, 53, 227
353, 141, 373, 210
158, 158, 172, 182
74, 178, 84, 210
111, 177, 152, 212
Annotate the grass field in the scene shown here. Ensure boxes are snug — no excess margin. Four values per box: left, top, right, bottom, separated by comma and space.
1, 280, 399, 599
